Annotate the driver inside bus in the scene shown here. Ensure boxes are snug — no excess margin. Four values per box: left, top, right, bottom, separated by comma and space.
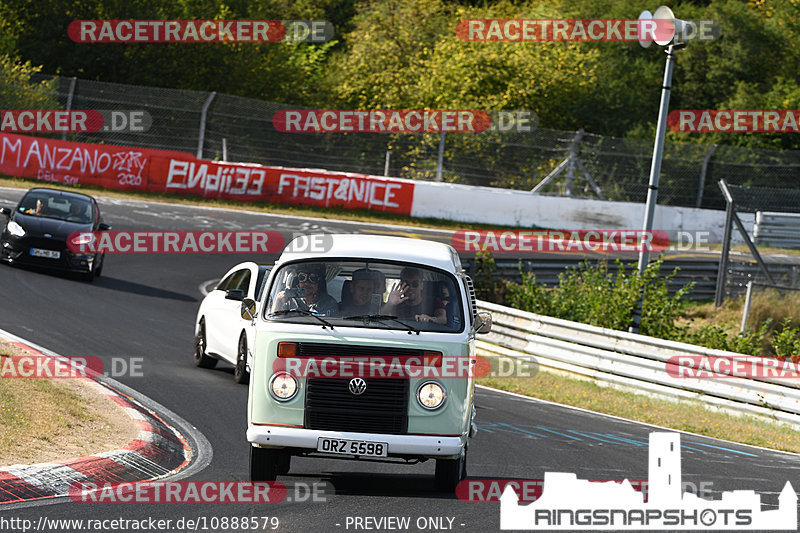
274, 263, 339, 316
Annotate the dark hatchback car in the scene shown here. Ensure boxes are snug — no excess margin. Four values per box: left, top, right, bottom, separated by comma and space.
0, 188, 111, 281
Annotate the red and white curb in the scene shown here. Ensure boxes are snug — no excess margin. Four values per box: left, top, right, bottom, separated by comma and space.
0, 330, 194, 504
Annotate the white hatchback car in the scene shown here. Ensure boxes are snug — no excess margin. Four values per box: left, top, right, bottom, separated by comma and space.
194, 262, 272, 383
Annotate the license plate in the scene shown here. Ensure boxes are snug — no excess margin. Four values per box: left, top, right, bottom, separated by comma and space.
317, 437, 388, 457
30, 248, 60, 259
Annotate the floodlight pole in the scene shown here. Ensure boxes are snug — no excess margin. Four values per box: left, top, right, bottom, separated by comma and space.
629, 44, 676, 334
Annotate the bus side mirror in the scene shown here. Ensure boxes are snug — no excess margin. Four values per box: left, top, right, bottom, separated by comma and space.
475, 312, 492, 334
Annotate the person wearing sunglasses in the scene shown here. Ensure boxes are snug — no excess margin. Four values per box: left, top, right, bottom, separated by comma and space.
383, 267, 446, 324
275, 263, 339, 316
340, 268, 384, 316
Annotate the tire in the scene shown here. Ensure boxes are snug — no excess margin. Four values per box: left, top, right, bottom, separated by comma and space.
234, 333, 250, 384
434, 445, 467, 492
94, 254, 104, 278
250, 446, 286, 481
82, 255, 102, 282
193, 320, 217, 369
277, 453, 291, 475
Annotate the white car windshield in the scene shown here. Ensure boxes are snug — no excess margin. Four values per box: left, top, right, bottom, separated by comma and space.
264, 260, 464, 333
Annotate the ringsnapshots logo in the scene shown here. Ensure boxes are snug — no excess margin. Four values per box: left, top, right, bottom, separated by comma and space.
500, 432, 797, 530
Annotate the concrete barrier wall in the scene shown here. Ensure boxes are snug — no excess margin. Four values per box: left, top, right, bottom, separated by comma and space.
1, 132, 753, 244
410, 179, 753, 244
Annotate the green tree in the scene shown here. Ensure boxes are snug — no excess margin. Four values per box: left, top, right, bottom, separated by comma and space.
0, 54, 57, 110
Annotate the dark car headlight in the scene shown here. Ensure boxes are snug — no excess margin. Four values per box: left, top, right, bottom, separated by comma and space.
6, 220, 25, 237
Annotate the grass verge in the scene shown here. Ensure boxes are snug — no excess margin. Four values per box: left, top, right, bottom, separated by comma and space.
478, 370, 800, 453
0, 175, 523, 232
0, 340, 137, 466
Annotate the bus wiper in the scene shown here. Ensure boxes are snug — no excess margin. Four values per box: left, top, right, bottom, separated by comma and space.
270, 309, 335, 329
342, 314, 419, 335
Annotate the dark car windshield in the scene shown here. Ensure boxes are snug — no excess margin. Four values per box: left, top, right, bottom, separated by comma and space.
17, 191, 94, 224
264, 260, 464, 333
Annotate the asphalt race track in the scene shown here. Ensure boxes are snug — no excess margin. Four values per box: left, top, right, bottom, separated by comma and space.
1, 187, 799, 532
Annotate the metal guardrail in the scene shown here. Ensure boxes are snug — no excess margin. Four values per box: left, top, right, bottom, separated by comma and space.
755, 211, 800, 249
463, 257, 719, 300
462, 256, 800, 301
476, 300, 800, 428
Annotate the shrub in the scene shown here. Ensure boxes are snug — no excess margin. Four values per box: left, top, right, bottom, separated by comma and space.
473, 252, 800, 359
501, 255, 692, 337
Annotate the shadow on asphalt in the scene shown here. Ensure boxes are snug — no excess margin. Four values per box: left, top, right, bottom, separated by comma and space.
285, 472, 458, 499
93, 276, 197, 302
2, 263, 196, 302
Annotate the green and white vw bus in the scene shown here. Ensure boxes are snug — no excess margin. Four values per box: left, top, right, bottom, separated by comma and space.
244, 234, 491, 491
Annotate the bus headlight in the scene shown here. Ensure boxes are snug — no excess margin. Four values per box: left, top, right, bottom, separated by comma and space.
269, 372, 298, 401
417, 381, 446, 410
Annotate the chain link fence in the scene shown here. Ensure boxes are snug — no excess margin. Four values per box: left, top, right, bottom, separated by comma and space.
2, 74, 799, 210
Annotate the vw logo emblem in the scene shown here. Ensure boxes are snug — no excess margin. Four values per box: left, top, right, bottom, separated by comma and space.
348, 378, 367, 396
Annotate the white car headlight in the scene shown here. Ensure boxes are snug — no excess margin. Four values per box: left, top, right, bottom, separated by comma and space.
70, 232, 95, 246
269, 372, 298, 401
7, 220, 25, 237
417, 381, 446, 410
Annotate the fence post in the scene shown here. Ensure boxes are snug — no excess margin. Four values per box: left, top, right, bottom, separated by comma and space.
196, 91, 216, 159
696, 144, 717, 208
564, 129, 584, 195
61, 77, 77, 141
715, 181, 735, 307
435, 132, 446, 182
384, 150, 391, 176
740, 280, 754, 333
